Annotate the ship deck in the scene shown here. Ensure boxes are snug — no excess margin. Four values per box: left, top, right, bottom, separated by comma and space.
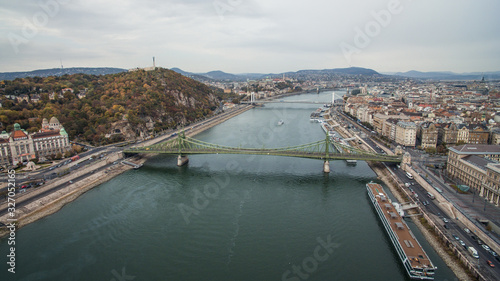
367, 183, 434, 271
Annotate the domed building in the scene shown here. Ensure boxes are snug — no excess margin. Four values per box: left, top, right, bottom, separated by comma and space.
49, 116, 61, 130
41, 118, 49, 130
0, 117, 71, 167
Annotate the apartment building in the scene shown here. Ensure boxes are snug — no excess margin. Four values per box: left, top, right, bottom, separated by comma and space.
418, 122, 439, 149
395, 121, 416, 147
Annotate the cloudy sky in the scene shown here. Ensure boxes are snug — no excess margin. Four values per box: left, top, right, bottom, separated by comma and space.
1, 0, 499, 74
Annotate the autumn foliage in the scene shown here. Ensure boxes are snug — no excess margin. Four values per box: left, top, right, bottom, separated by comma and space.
0, 68, 221, 144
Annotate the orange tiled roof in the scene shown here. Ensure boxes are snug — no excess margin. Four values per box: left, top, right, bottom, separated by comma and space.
11, 130, 27, 140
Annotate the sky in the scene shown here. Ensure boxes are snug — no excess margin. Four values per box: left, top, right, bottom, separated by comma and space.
1, 0, 500, 74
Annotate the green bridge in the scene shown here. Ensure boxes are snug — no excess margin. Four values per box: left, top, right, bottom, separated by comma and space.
124, 132, 402, 172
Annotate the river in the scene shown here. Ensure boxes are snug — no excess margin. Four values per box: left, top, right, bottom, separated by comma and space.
0, 91, 457, 280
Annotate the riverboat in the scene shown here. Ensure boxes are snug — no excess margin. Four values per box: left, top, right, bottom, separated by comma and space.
366, 182, 436, 279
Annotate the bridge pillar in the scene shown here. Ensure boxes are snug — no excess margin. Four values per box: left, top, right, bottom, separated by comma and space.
323, 161, 330, 173
177, 155, 189, 166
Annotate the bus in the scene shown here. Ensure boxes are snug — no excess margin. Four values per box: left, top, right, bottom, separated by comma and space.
406, 172, 413, 180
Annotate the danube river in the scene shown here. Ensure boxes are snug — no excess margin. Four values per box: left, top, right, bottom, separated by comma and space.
0, 91, 457, 280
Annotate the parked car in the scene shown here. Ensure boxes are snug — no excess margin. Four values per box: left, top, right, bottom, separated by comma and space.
487, 260, 495, 268
459, 240, 466, 248
452, 234, 459, 240
482, 245, 490, 251
464, 228, 470, 234
443, 218, 449, 223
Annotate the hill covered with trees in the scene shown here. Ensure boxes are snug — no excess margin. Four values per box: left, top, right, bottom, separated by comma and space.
0, 68, 227, 144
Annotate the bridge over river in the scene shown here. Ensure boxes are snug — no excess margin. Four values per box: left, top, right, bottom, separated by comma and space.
124, 132, 401, 173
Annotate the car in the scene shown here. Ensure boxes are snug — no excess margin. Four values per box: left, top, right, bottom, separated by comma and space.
487, 260, 495, 268
21, 185, 27, 189
471, 235, 477, 241
477, 239, 484, 245
68, 180, 73, 184
452, 234, 459, 240
464, 228, 470, 233
489, 250, 498, 257
443, 218, 449, 223
459, 240, 466, 247
482, 245, 490, 251
443, 224, 449, 229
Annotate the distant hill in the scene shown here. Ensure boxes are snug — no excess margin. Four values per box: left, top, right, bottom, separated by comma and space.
0, 68, 221, 145
0, 67, 127, 81
204, 70, 242, 81
286, 67, 379, 76
393, 70, 500, 80
171, 66, 380, 82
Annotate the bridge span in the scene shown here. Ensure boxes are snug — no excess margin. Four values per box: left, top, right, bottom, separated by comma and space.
124, 132, 401, 173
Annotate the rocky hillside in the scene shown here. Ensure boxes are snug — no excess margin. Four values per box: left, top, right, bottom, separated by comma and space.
0, 68, 223, 144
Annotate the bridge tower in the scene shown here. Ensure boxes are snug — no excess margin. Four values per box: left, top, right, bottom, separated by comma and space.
250, 92, 255, 104
332, 91, 335, 106
177, 131, 189, 166
323, 132, 330, 173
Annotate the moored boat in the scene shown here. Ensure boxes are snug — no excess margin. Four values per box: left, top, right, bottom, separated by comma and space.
366, 182, 436, 279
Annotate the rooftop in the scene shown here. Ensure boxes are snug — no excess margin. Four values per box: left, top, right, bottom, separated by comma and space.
449, 144, 500, 155
462, 155, 495, 171
32, 130, 61, 139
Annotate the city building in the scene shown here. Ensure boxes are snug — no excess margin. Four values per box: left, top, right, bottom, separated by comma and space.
468, 124, 489, 144
0, 117, 71, 167
485, 163, 500, 206
447, 144, 500, 205
439, 123, 458, 145
491, 128, 500, 145
418, 122, 439, 149
395, 121, 416, 147
456, 124, 469, 144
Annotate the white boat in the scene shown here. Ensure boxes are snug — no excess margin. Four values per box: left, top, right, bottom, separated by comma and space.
277, 120, 284, 126
345, 159, 357, 165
